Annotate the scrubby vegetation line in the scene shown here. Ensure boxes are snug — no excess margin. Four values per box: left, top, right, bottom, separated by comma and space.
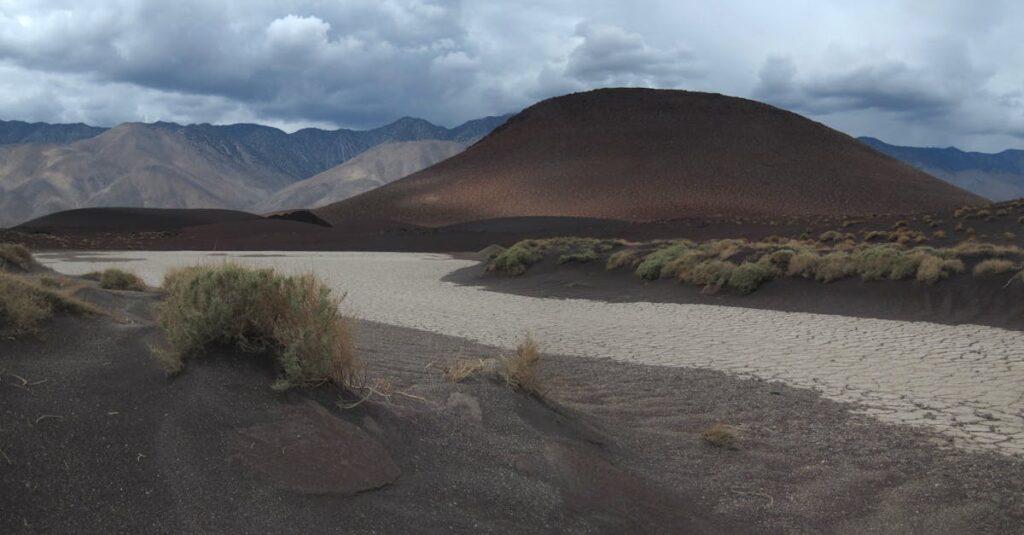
156, 263, 356, 390
488, 234, 1024, 295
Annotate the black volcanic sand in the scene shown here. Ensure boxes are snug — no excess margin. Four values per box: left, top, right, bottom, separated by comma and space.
14, 207, 263, 233
5, 199, 1024, 253
445, 254, 1024, 332
2, 279, 1024, 532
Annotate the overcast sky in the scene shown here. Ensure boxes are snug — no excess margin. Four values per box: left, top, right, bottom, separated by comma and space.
1, 0, 1022, 151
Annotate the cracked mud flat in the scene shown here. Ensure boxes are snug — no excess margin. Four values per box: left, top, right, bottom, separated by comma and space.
37, 251, 1024, 457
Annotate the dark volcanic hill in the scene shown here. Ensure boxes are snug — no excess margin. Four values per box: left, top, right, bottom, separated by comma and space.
316, 88, 985, 228
859, 137, 1024, 201
15, 207, 262, 233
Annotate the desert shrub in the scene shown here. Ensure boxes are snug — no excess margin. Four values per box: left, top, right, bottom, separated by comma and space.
917, 256, 964, 284
0, 243, 37, 272
817, 230, 844, 243
683, 259, 737, 288
0, 274, 51, 338
557, 250, 598, 265
606, 249, 641, 270
702, 423, 738, 449
0, 273, 95, 338
157, 264, 356, 390
1005, 232, 1017, 241
756, 249, 794, 273
888, 250, 928, 280
488, 241, 543, 276
933, 230, 947, 239
635, 243, 690, 280
950, 241, 1021, 258
863, 230, 892, 242
851, 245, 903, 281
786, 251, 821, 278
478, 244, 506, 260
705, 239, 745, 260
96, 269, 147, 291
973, 259, 1017, 277
490, 238, 619, 275
663, 250, 709, 279
815, 252, 855, 282
727, 262, 776, 294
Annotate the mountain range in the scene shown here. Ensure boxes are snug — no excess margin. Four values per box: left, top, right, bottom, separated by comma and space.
859, 137, 1024, 201
3, 97, 1022, 229
0, 115, 509, 226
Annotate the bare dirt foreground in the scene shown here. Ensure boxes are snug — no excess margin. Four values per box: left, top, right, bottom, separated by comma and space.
36, 251, 1024, 457
3, 251, 1022, 532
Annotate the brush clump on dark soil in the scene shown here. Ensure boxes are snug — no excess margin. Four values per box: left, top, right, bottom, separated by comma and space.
84, 268, 148, 291
156, 263, 356, 390
0, 242, 38, 272
0, 272, 97, 338
445, 337, 546, 398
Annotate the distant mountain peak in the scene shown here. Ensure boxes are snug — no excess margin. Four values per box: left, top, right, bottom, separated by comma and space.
859, 136, 1024, 201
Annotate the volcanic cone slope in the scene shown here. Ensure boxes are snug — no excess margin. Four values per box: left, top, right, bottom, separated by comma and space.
317, 88, 985, 228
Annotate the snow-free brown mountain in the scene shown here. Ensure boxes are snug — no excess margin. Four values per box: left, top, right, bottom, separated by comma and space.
254, 140, 467, 213
0, 115, 509, 227
317, 88, 986, 229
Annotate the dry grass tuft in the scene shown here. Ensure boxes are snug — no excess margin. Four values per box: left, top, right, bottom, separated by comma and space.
786, 251, 821, 278
501, 337, 543, 396
702, 423, 739, 449
0, 272, 98, 338
917, 256, 964, 284
94, 269, 147, 291
156, 263, 356, 390
443, 337, 545, 397
445, 358, 487, 383
815, 252, 856, 282
606, 249, 641, 270
0, 243, 38, 272
973, 258, 1017, 277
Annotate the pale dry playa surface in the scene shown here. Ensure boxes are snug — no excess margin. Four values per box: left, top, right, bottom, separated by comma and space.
36, 250, 1024, 457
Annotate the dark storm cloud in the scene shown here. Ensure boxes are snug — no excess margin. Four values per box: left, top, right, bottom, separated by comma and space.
0, 1, 1022, 150
754, 57, 961, 118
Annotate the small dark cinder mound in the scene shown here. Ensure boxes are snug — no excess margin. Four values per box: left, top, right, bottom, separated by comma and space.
265, 209, 332, 227
15, 207, 263, 233
317, 88, 984, 229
